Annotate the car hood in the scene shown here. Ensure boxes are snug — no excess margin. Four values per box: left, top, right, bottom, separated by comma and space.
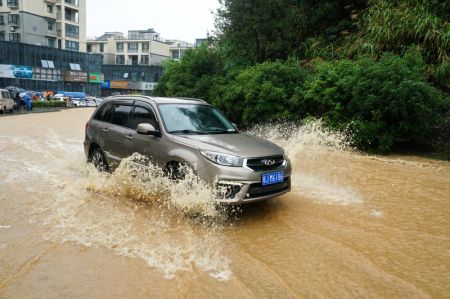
172, 133, 283, 158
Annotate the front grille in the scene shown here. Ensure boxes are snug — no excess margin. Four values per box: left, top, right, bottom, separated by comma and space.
245, 155, 285, 171
247, 177, 290, 198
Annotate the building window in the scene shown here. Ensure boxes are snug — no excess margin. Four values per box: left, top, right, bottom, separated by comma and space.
0, 31, 5, 41
48, 39, 55, 48
100, 43, 104, 52
64, 9, 79, 23
8, 14, 20, 25
0, 16, 4, 25
9, 32, 20, 42
128, 42, 138, 53
48, 22, 54, 31
116, 43, 124, 52
0, 0, 2, 6
87, 44, 92, 52
142, 42, 149, 52
69, 63, 81, 70
7, 0, 18, 7
115, 55, 125, 64
171, 50, 180, 60
65, 24, 79, 38
47, 4, 53, 13
140, 55, 149, 65
41, 60, 55, 68
65, 40, 79, 51
33, 67, 62, 81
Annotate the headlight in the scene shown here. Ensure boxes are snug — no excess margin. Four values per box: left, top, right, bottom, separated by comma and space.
200, 150, 243, 167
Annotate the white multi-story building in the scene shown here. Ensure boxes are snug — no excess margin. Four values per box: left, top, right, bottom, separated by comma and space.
87, 29, 171, 65
0, 0, 86, 52
166, 40, 194, 61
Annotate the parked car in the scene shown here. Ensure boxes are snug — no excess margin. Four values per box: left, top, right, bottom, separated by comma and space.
85, 97, 101, 107
72, 98, 87, 107
86, 99, 97, 107
0, 89, 14, 113
84, 96, 291, 204
52, 94, 69, 102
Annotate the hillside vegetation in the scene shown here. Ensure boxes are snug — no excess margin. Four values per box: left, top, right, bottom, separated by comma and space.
155, 0, 449, 157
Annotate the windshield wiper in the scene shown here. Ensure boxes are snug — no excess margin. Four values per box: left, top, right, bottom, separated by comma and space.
169, 129, 207, 135
207, 130, 238, 134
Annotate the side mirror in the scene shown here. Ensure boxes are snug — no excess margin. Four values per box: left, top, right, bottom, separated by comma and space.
136, 123, 158, 136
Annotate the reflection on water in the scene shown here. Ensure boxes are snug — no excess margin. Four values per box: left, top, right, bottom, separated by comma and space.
0, 110, 449, 298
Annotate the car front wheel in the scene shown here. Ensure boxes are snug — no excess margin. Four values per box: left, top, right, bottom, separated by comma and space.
91, 148, 108, 172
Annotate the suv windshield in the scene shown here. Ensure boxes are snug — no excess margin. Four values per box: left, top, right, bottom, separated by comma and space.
158, 104, 237, 134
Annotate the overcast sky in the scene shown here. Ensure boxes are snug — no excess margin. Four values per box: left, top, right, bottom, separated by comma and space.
86, 0, 220, 43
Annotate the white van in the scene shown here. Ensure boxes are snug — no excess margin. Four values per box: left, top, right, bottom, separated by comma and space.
0, 89, 14, 113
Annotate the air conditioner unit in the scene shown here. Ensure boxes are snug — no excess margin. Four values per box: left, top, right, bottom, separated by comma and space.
10, 27, 15, 32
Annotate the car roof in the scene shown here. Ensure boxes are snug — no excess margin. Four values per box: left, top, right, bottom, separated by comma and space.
105, 95, 208, 105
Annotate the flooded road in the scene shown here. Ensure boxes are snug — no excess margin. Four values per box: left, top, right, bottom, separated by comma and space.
1, 109, 449, 298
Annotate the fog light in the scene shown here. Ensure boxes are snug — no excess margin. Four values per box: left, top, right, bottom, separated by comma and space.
216, 182, 242, 199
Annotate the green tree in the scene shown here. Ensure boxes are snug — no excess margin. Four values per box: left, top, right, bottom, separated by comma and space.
301, 52, 446, 153
154, 44, 226, 98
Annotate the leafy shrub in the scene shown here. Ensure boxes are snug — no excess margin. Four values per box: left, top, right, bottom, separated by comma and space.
32, 100, 66, 108
300, 52, 447, 153
211, 60, 309, 126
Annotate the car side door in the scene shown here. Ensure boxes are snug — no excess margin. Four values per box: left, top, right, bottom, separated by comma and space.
103, 101, 134, 167
126, 102, 164, 164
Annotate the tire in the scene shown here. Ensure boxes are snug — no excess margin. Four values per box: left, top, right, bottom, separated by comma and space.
90, 147, 108, 172
165, 162, 189, 181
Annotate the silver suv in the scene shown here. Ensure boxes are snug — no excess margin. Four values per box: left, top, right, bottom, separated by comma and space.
84, 96, 291, 204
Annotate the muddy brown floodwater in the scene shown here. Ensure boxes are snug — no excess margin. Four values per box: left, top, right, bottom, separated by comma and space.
0, 109, 449, 298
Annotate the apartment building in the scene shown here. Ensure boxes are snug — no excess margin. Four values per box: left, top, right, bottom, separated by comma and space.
0, 0, 86, 52
87, 29, 171, 65
88, 29, 172, 96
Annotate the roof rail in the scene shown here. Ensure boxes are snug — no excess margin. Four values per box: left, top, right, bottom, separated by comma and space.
173, 97, 205, 102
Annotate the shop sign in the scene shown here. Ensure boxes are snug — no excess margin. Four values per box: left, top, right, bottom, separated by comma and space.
88, 73, 104, 83
101, 80, 110, 89
139, 82, 157, 91
110, 80, 130, 89
63, 71, 87, 82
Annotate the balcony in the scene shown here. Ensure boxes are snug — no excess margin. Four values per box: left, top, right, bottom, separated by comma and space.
64, 0, 79, 8
65, 31, 79, 38
64, 14, 79, 24
7, 0, 19, 8
8, 16, 20, 26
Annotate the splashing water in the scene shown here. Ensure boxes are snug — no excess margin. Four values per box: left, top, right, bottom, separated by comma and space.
248, 119, 362, 205
86, 153, 220, 217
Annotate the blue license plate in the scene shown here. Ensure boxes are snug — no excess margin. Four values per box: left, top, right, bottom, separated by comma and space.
261, 171, 284, 186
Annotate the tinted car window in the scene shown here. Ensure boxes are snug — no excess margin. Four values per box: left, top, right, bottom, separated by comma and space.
111, 104, 132, 127
94, 102, 112, 122
129, 106, 158, 129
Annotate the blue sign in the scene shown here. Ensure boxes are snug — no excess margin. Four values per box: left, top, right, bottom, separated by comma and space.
101, 80, 110, 89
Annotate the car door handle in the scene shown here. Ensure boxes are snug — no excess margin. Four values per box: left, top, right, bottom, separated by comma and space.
101, 128, 109, 133
126, 135, 133, 140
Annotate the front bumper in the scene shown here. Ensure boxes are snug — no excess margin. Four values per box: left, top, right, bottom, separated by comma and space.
195, 158, 292, 205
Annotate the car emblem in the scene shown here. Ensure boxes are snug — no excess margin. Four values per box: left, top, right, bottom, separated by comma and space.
263, 159, 276, 166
